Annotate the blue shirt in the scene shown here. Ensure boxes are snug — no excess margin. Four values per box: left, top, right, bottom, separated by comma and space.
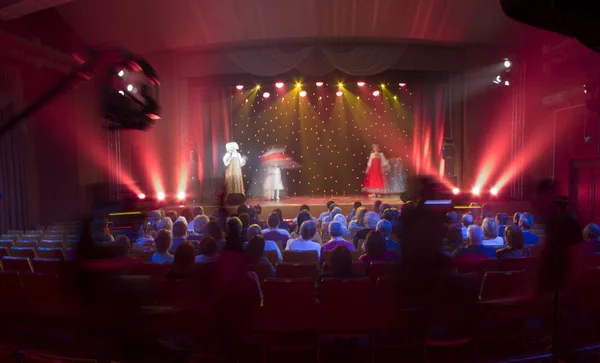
522, 231, 540, 246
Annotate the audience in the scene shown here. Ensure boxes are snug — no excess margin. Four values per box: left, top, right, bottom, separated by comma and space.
460, 213, 474, 240
519, 213, 540, 246
318, 200, 336, 222
187, 206, 204, 232
322, 206, 342, 224
170, 220, 188, 253
376, 219, 400, 254
135, 220, 154, 247
293, 204, 316, 225
195, 235, 219, 263
247, 207, 261, 226
246, 236, 276, 276
445, 223, 464, 253
373, 200, 383, 216
166, 242, 196, 279
453, 225, 496, 259
262, 213, 291, 245
244, 224, 282, 261
290, 211, 322, 244
272, 208, 291, 231
349, 206, 368, 230
321, 221, 355, 254
316, 245, 361, 294
513, 212, 523, 226
237, 204, 249, 216
151, 229, 174, 264
157, 217, 174, 232
180, 207, 194, 226
380, 203, 391, 215
346, 201, 362, 221
224, 217, 245, 252
496, 225, 531, 258
583, 223, 600, 253
359, 230, 398, 270
188, 215, 209, 241
353, 211, 380, 248
496, 213, 509, 238
481, 217, 504, 247
115, 235, 141, 262
166, 210, 178, 224
205, 221, 225, 250
332, 214, 350, 236
238, 212, 250, 241
148, 210, 162, 232
286, 220, 322, 258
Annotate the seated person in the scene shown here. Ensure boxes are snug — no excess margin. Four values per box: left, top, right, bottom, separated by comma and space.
293, 204, 318, 225
496, 225, 531, 259
353, 211, 380, 248
188, 215, 209, 241
170, 220, 188, 253
286, 220, 322, 259
246, 235, 276, 277
318, 200, 336, 222
244, 224, 282, 261
316, 245, 363, 295
262, 213, 291, 243
195, 235, 219, 263
349, 206, 368, 230
376, 219, 400, 254
205, 221, 226, 251
460, 213, 474, 240
187, 206, 204, 232
346, 201, 362, 221
513, 212, 523, 226
248, 207, 261, 227
321, 221, 355, 255
322, 206, 342, 225
238, 213, 250, 241
481, 217, 505, 247
115, 235, 143, 263
496, 213, 509, 238
290, 211, 323, 244
151, 229, 174, 264
519, 213, 540, 246
445, 223, 464, 254
272, 209, 291, 231
373, 200, 383, 216
453, 225, 496, 259
583, 223, 600, 253
166, 242, 196, 279
359, 230, 398, 270
333, 214, 351, 237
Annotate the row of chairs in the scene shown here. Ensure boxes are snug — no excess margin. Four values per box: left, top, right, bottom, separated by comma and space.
0, 239, 77, 249
0, 350, 96, 363
1, 246, 68, 260
0, 256, 63, 273
1, 234, 78, 243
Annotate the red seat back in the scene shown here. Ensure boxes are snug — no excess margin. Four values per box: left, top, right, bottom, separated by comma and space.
318, 277, 373, 331
0, 272, 25, 312
499, 257, 536, 271
264, 250, 279, 266
276, 262, 318, 279
248, 263, 273, 286
479, 270, 530, 300
36, 247, 65, 259
283, 250, 318, 263
9, 247, 36, 259
32, 258, 63, 273
455, 258, 498, 276
263, 278, 317, 331
368, 262, 396, 284
2, 256, 33, 272
22, 273, 65, 317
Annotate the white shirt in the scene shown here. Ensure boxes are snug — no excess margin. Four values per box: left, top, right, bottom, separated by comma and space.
188, 220, 195, 231
243, 240, 282, 261
195, 254, 219, 263
262, 228, 291, 239
285, 238, 322, 258
319, 211, 330, 222
482, 237, 505, 247
151, 252, 174, 264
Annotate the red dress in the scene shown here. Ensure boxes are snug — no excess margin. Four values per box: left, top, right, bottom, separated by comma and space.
362, 154, 386, 194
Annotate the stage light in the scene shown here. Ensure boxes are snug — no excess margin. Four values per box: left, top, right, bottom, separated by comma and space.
493, 75, 501, 84
236, 85, 244, 90
372, 90, 380, 96
275, 82, 284, 88
157, 192, 166, 201
118, 90, 125, 95
338, 82, 344, 88
336, 91, 343, 97
472, 187, 481, 195
399, 82, 406, 87
504, 59, 511, 68
380, 84, 386, 89
315, 82, 323, 87
299, 90, 307, 97
393, 96, 397, 100
127, 84, 133, 92
263, 92, 270, 98
452, 187, 460, 195
504, 80, 510, 86
117, 70, 124, 77
295, 82, 302, 89
490, 187, 499, 196
357, 81, 365, 87
177, 191, 185, 200
255, 85, 261, 90
138, 193, 146, 200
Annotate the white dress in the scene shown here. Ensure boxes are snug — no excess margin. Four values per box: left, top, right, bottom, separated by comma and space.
264, 166, 284, 190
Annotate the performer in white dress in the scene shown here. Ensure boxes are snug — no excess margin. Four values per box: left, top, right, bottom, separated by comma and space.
264, 165, 284, 200
222, 142, 247, 195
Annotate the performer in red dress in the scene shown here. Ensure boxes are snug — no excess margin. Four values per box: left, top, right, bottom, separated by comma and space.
362, 144, 389, 196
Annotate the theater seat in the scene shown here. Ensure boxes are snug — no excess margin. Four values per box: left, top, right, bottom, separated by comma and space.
368, 262, 397, 284
248, 263, 273, 287
0, 272, 25, 313
282, 250, 318, 263
0, 240, 14, 249
39, 240, 65, 249
264, 250, 279, 266
36, 247, 65, 259
32, 258, 63, 273
1, 256, 33, 272
479, 270, 530, 300
499, 257, 536, 272
276, 262, 318, 279
10, 247, 36, 259
21, 273, 66, 318
14, 240, 37, 248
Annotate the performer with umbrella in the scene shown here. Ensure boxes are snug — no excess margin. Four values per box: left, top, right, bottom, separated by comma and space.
259, 146, 301, 200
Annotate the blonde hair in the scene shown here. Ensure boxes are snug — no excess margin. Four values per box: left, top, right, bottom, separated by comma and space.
482, 217, 498, 239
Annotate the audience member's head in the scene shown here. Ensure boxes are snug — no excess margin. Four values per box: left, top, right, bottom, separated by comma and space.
180, 208, 194, 223
238, 213, 250, 229
226, 217, 243, 237
115, 235, 131, 257
154, 229, 173, 253
225, 217, 244, 252
519, 213, 534, 231
373, 200, 383, 213
236, 204, 249, 216
380, 203, 391, 213
583, 223, 600, 241
326, 200, 335, 210
267, 213, 280, 229
461, 213, 474, 227
354, 207, 368, 225
364, 230, 387, 257
193, 215, 209, 234
176, 216, 188, 224
469, 203, 481, 218
247, 207, 257, 220
328, 203, 338, 212
447, 224, 463, 246
273, 208, 284, 222
193, 206, 204, 216
300, 220, 317, 240
363, 211, 380, 229
330, 206, 342, 219
173, 242, 196, 269
513, 212, 523, 225
157, 217, 174, 232
333, 214, 348, 230
481, 218, 498, 239
247, 224, 262, 240
402, 201, 415, 215
166, 210, 178, 223
353, 201, 362, 210
504, 225, 524, 249
205, 221, 223, 241
172, 220, 188, 238
446, 211, 458, 224
328, 221, 344, 238
199, 235, 217, 256
481, 204, 493, 219
300, 204, 310, 213
467, 225, 483, 246
383, 208, 398, 221
496, 213, 509, 226
330, 245, 352, 275
376, 219, 392, 238
246, 235, 265, 259
296, 211, 311, 233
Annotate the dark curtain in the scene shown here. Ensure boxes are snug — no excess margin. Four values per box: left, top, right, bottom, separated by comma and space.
187, 86, 232, 199
0, 63, 28, 231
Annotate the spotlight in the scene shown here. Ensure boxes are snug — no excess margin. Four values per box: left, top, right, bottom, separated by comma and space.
295, 82, 302, 89
263, 92, 270, 98
255, 85, 261, 90
452, 187, 460, 195
490, 187, 499, 196
504, 80, 510, 86
380, 84, 386, 89
126, 84, 133, 92
117, 70, 124, 77
399, 82, 406, 87
138, 193, 146, 200
275, 82, 284, 88
299, 90, 307, 97
157, 192, 166, 201
504, 59, 511, 68
357, 81, 365, 87
177, 191, 185, 200
372, 90, 380, 96
472, 187, 481, 196
315, 82, 323, 87
118, 90, 125, 95
393, 96, 397, 100
338, 82, 344, 88
236, 85, 244, 90
336, 91, 343, 97
493, 75, 501, 84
